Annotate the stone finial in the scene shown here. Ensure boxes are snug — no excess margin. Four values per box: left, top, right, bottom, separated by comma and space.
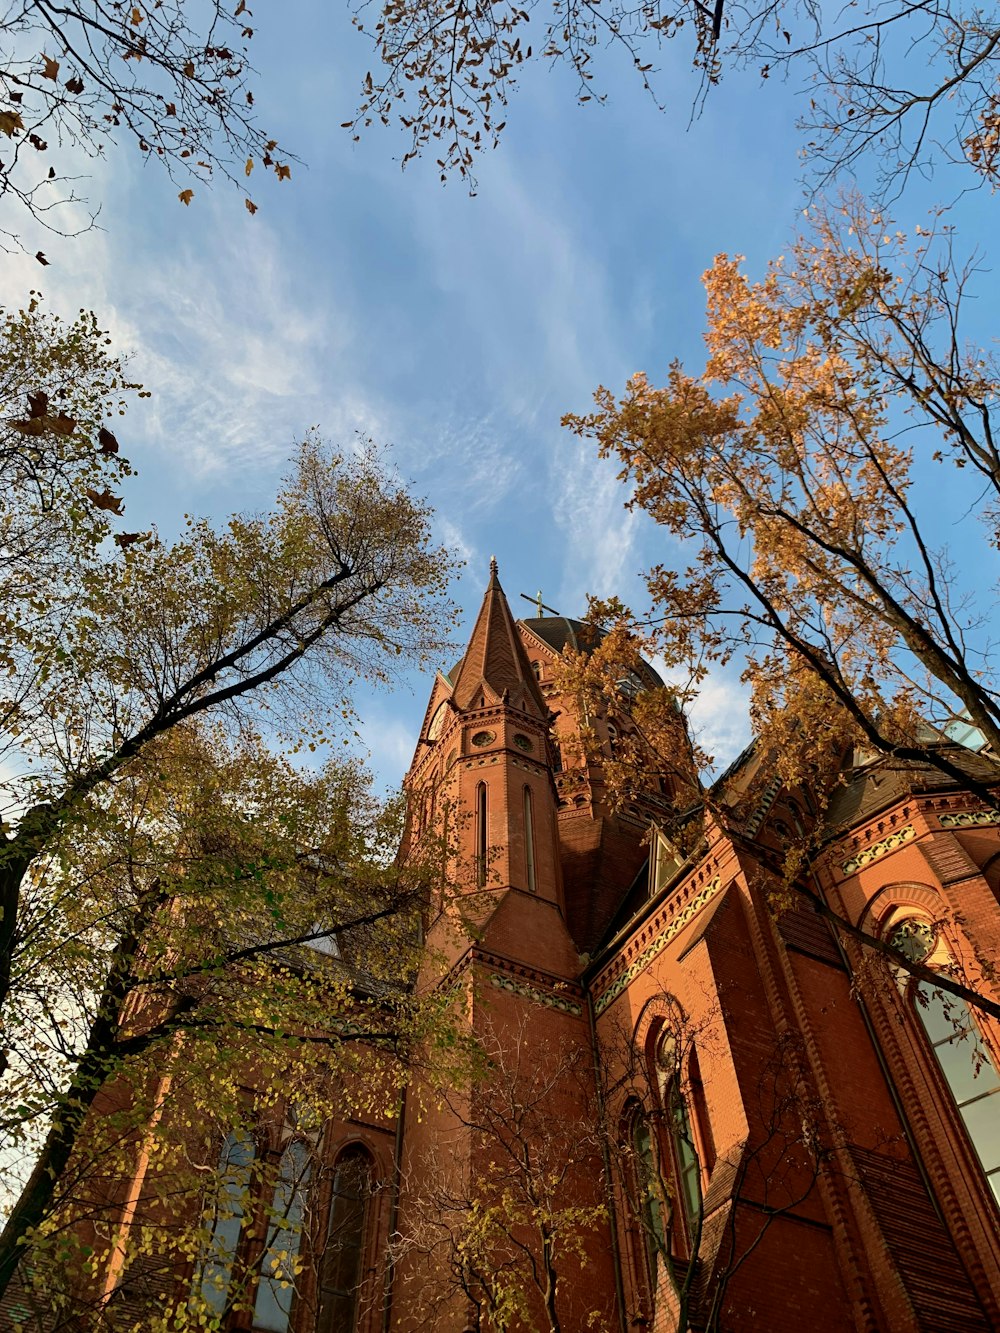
489, 554, 498, 578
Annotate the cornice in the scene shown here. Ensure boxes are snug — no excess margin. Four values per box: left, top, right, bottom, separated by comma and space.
589, 858, 723, 1016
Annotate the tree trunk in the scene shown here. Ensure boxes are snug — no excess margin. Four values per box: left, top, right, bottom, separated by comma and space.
0, 892, 158, 1303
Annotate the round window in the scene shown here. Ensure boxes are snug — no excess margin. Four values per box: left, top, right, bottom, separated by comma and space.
888, 918, 935, 963
513, 733, 532, 752
471, 730, 495, 748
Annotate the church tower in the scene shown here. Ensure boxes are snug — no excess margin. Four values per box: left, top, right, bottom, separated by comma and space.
404, 557, 583, 980
392, 561, 621, 1333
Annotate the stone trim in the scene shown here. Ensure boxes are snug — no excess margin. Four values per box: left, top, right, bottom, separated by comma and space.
841, 825, 916, 876
488, 973, 583, 1016
938, 809, 1000, 829
592, 876, 722, 1015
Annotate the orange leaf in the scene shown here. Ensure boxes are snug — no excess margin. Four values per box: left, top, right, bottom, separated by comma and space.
178, 188, 194, 205
245, 156, 253, 176
245, 197, 257, 215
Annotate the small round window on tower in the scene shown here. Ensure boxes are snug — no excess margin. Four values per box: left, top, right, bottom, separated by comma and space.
471, 730, 495, 748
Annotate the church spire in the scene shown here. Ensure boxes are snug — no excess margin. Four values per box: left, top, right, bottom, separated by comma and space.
450, 560, 548, 718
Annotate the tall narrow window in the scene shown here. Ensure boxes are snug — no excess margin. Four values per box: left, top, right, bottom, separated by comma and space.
475, 782, 488, 888
687, 1046, 716, 1175
318, 1145, 374, 1333
914, 981, 1000, 1204
523, 786, 536, 893
665, 1076, 701, 1235
656, 1034, 701, 1244
631, 1112, 666, 1281
253, 1139, 312, 1331
194, 1130, 255, 1314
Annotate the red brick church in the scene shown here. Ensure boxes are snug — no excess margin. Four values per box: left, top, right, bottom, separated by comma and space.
10, 561, 1000, 1332
378, 560, 1000, 1332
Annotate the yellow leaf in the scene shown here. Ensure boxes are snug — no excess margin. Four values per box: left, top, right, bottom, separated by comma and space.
178, 188, 194, 205
245, 156, 253, 176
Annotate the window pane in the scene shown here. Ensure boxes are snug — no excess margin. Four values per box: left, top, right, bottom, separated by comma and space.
960, 1091, 1000, 1175
934, 1031, 999, 1105
319, 1147, 373, 1333
254, 1140, 312, 1332
195, 1131, 255, 1314
913, 982, 1000, 1199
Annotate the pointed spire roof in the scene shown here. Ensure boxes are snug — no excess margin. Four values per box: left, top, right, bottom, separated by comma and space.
450, 560, 549, 718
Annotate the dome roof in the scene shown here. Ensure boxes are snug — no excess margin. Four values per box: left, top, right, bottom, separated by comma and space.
519, 616, 665, 690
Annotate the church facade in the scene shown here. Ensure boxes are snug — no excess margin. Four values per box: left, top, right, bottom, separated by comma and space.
9, 562, 1000, 1333
372, 561, 1000, 1332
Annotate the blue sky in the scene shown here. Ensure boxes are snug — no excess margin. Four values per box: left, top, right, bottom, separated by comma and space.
4, 6, 998, 789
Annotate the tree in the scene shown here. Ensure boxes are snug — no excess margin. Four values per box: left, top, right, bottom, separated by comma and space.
390, 1020, 610, 1333
2, 728, 459, 1329
0, 297, 460, 1309
560, 197, 1000, 1020
348, 0, 1000, 194
0, 0, 292, 249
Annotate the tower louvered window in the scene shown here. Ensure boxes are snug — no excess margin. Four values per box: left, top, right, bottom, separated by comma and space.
476, 782, 488, 888
523, 786, 536, 893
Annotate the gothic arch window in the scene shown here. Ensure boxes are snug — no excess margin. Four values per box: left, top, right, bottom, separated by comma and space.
475, 782, 488, 888
194, 1129, 256, 1314
687, 1045, 716, 1176
318, 1144, 375, 1333
523, 785, 536, 893
621, 1100, 665, 1297
654, 1033, 701, 1246
607, 722, 619, 756
889, 918, 1000, 1206
253, 1138, 313, 1331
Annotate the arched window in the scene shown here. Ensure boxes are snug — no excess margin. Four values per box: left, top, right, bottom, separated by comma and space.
523, 786, 536, 893
913, 981, 1000, 1204
194, 1130, 255, 1314
607, 722, 618, 756
253, 1139, 312, 1331
655, 1034, 701, 1245
475, 782, 488, 888
632, 1112, 666, 1278
530, 660, 542, 681
318, 1144, 374, 1333
890, 919, 1000, 1205
687, 1045, 716, 1176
